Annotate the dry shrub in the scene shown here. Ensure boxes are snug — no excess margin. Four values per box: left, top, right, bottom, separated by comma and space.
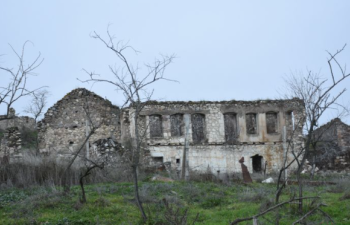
259, 198, 274, 212
239, 187, 272, 203
162, 198, 199, 225
0, 152, 133, 189
94, 196, 111, 207
339, 190, 350, 201
327, 179, 350, 193
0, 155, 79, 188
12, 188, 65, 219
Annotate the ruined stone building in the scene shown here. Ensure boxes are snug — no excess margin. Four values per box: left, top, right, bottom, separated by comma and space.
123, 99, 305, 174
310, 118, 350, 170
37, 88, 120, 158
9, 88, 305, 174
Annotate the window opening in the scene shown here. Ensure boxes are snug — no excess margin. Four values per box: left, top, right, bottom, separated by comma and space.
246, 113, 257, 134
149, 114, 163, 138
266, 112, 278, 134
224, 113, 238, 144
153, 157, 163, 163
285, 111, 295, 135
191, 113, 205, 144
170, 114, 183, 137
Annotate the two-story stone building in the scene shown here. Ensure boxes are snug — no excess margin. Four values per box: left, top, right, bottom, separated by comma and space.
123, 99, 305, 174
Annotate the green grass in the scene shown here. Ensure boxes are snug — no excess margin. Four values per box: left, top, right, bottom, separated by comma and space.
0, 181, 349, 225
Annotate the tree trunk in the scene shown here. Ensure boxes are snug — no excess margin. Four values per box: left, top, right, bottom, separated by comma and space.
133, 165, 146, 220
79, 173, 87, 203
133, 108, 147, 220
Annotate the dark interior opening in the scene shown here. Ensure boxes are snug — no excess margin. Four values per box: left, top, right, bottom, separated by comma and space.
176, 158, 180, 164
153, 157, 163, 163
251, 154, 263, 173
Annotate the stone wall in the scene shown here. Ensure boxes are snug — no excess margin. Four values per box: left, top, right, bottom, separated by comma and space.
311, 118, 350, 170
0, 127, 22, 163
0, 114, 36, 131
38, 88, 121, 157
0, 109, 36, 163
124, 99, 305, 174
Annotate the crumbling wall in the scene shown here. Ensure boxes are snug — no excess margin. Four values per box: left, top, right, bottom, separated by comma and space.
38, 88, 121, 157
0, 109, 36, 163
311, 118, 350, 170
337, 121, 350, 152
0, 127, 22, 163
0, 107, 36, 132
124, 99, 305, 174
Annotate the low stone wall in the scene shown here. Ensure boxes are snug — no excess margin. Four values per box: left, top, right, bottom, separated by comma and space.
0, 116, 36, 131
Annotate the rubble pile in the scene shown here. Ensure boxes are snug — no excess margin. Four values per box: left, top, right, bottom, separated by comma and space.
301, 160, 319, 174
91, 138, 120, 156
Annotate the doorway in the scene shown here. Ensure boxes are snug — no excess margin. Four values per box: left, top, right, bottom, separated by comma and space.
251, 154, 263, 173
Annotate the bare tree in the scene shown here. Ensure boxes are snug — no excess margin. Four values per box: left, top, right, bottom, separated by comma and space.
0, 41, 45, 120
78, 156, 105, 203
22, 89, 49, 154
81, 28, 175, 220
283, 44, 350, 214
24, 89, 49, 123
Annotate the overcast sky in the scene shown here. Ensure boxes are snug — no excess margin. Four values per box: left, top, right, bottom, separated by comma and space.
1, 1, 350, 124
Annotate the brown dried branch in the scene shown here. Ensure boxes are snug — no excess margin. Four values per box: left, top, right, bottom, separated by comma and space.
230, 197, 320, 225
0, 41, 45, 120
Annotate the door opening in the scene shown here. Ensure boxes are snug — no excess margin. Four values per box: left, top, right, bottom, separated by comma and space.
251, 154, 263, 173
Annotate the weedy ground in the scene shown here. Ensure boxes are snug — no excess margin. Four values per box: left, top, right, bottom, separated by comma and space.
0, 177, 349, 225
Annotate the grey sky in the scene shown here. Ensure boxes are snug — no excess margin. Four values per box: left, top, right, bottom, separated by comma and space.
1, 1, 350, 124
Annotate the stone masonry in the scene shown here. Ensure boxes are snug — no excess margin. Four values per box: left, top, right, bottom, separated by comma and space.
0, 108, 36, 163
37, 88, 120, 158
123, 99, 305, 174
36, 88, 305, 174
310, 118, 350, 170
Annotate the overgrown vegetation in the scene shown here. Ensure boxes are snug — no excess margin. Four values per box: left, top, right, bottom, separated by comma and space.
0, 155, 133, 189
0, 177, 349, 224
20, 127, 38, 149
